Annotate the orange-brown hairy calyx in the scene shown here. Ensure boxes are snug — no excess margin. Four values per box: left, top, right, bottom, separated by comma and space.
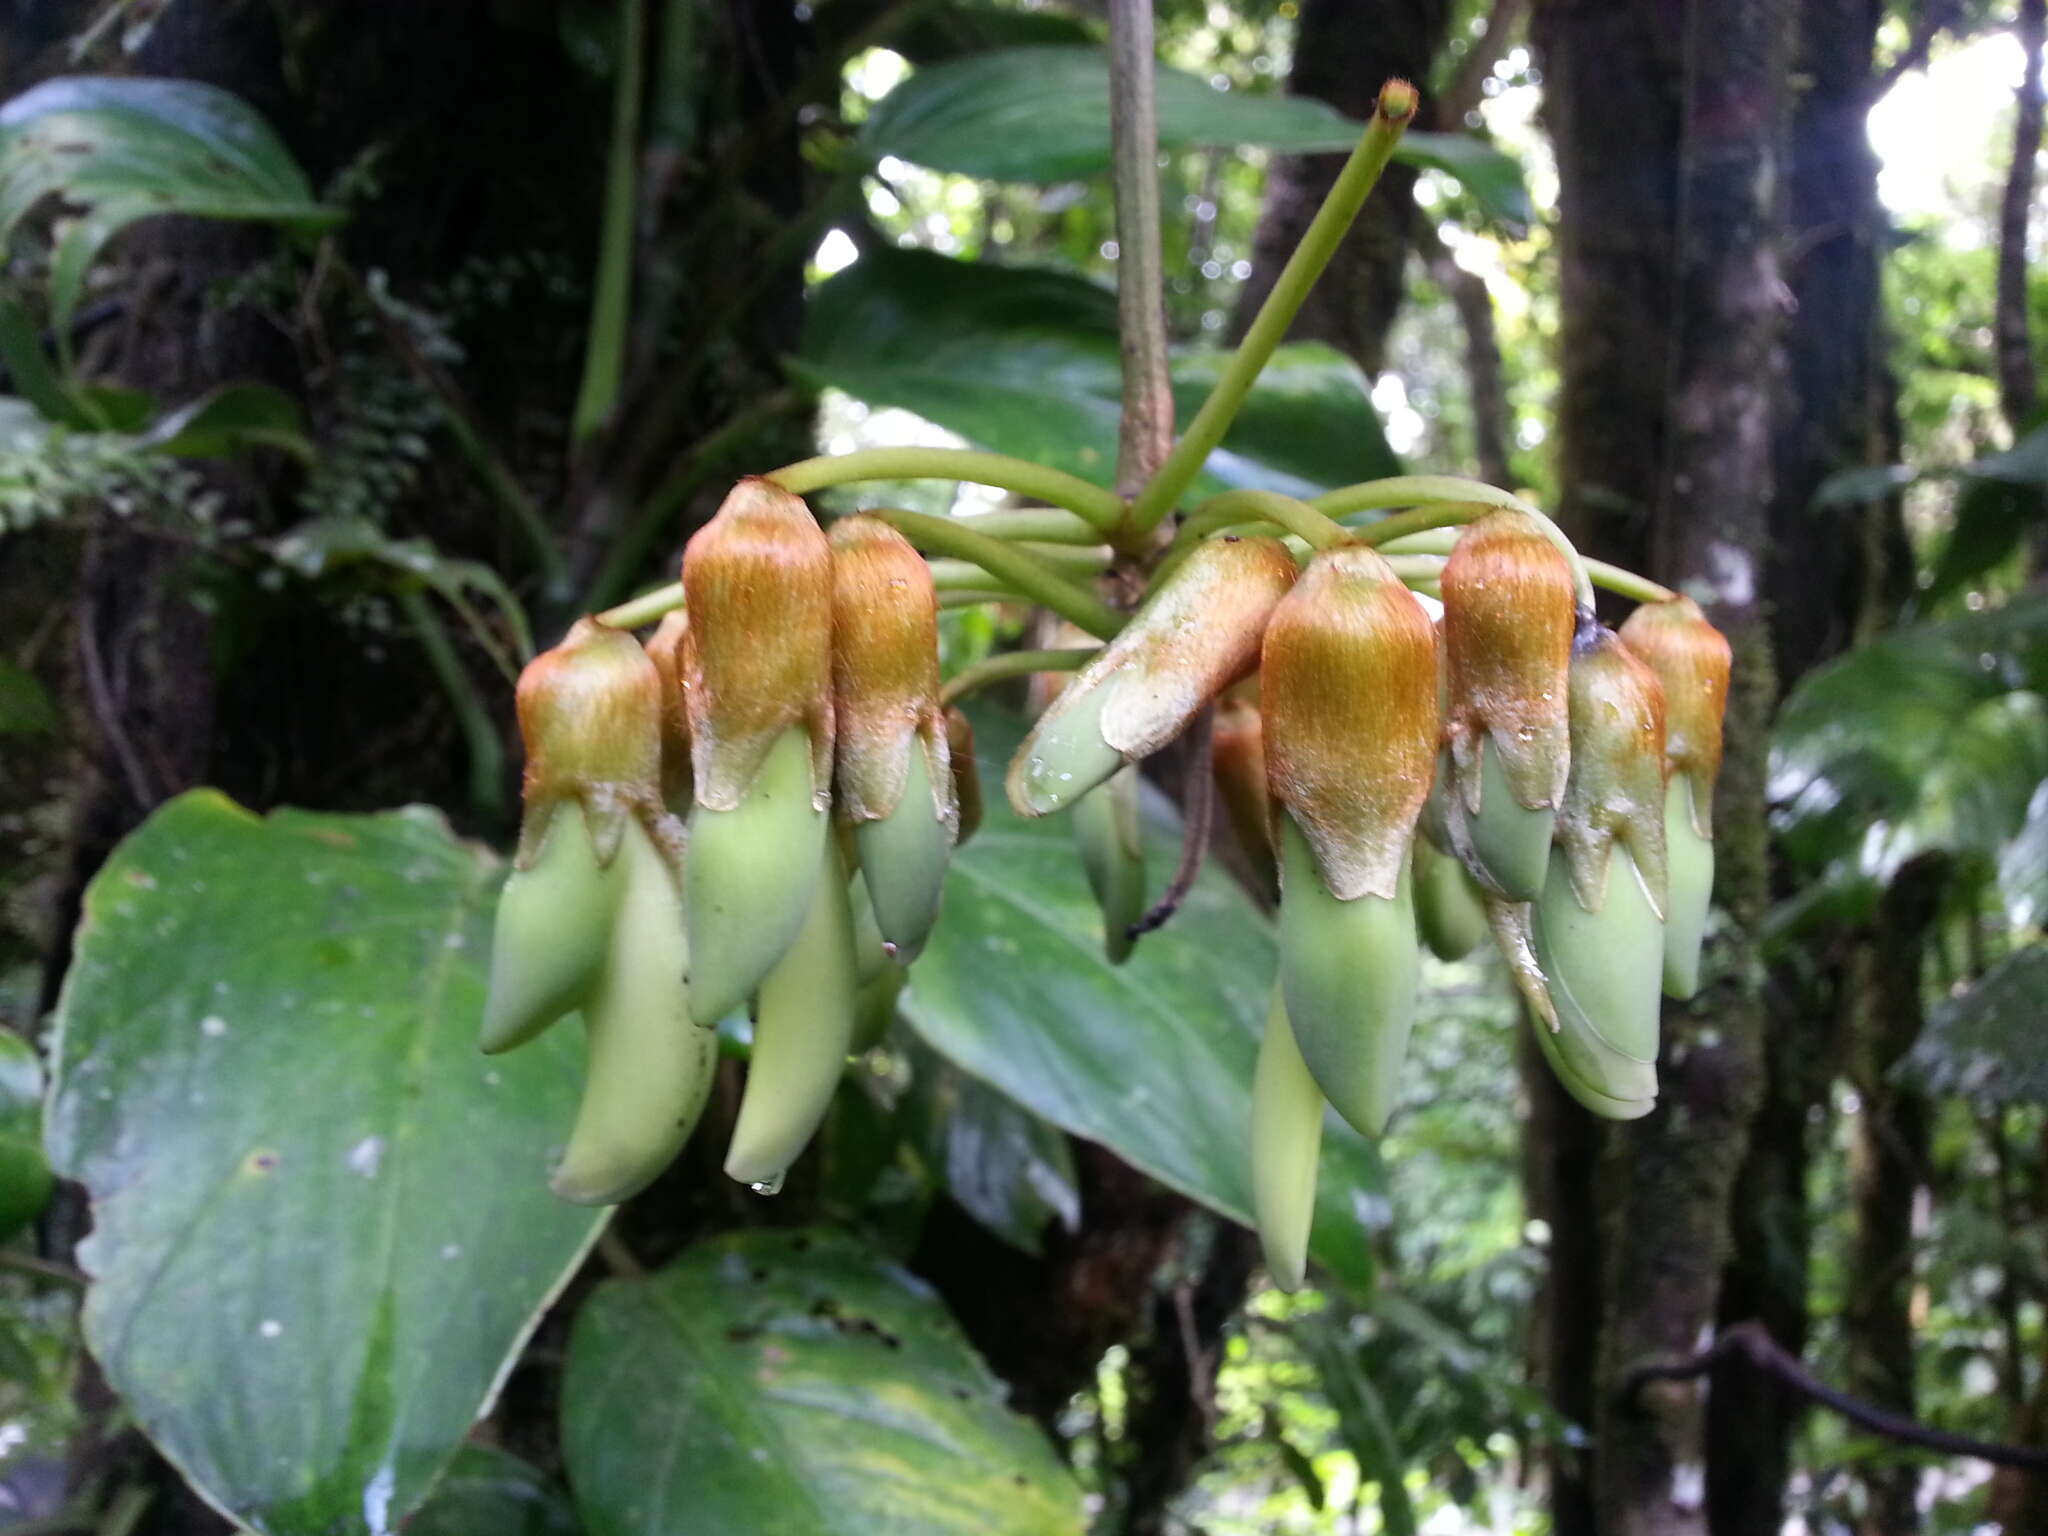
680, 477, 835, 811
515, 617, 666, 866
1261, 545, 1440, 901
1618, 595, 1731, 837
1441, 510, 1575, 816
829, 514, 953, 827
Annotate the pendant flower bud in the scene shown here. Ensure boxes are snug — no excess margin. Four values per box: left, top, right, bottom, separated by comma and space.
1620, 597, 1731, 999
485, 618, 674, 1057
1440, 511, 1576, 901
1250, 986, 1321, 1294
643, 610, 694, 813
829, 515, 957, 957
1211, 691, 1276, 896
1262, 546, 1438, 1137
682, 479, 836, 1024
1007, 536, 1296, 816
1519, 625, 1670, 1118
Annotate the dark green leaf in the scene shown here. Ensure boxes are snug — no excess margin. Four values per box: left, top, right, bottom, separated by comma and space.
142, 381, 313, 461
1771, 597, 2048, 871
1925, 477, 2039, 605
892, 7, 1100, 67
270, 516, 532, 663
901, 1042, 1078, 1254
2000, 782, 2048, 931
0, 76, 342, 326
1298, 1315, 1416, 1536
407, 1446, 581, 1536
795, 247, 1397, 504
901, 707, 1384, 1293
858, 46, 1531, 226
46, 792, 606, 1536
561, 1227, 1084, 1536
0, 297, 90, 429
0, 657, 57, 736
1902, 944, 2048, 1104
0, 1031, 50, 1241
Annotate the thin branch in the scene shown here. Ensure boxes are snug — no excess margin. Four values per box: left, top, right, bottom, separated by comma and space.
1434, 0, 1527, 128
1127, 708, 1215, 941
1996, 0, 2045, 430
0, 1249, 88, 1289
75, 593, 154, 811
1622, 1321, 2048, 1471
1412, 219, 1512, 487
1875, 0, 1966, 97
1107, 0, 1176, 497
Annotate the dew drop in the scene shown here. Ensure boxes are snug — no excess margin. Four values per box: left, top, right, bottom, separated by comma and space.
749, 1171, 786, 1197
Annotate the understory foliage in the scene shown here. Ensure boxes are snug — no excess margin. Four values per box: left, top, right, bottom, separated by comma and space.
1, 3, 2046, 1536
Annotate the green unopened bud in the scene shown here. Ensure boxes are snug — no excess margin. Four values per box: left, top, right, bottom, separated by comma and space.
1276, 817, 1419, 1137
1504, 625, 1670, 1118
1440, 512, 1576, 900
725, 838, 861, 1188
514, 617, 666, 867
1488, 894, 1655, 1119
682, 479, 835, 1021
481, 807, 620, 1054
830, 516, 957, 958
1007, 536, 1296, 816
643, 610, 693, 813
552, 819, 717, 1204
1074, 766, 1146, 965
1619, 597, 1731, 998
1251, 986, 1321, 1294
1211, 691, 1277, 896
1414, 836, 1487, 962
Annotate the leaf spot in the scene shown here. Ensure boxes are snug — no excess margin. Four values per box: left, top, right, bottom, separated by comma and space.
346, 1136, 385, 1178
258, 1318, 283, 1339
200, 1015, 228, 1037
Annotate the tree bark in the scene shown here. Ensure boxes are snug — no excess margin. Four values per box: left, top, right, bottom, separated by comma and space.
1841, 855, 1947, 1536
1538, 2, 1791, 1533
1707, 5, 1889, 1530
1228, 0, 1449, 375
1997, 0, 2044, 433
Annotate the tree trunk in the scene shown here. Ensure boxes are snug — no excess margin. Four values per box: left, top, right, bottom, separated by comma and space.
1841, 854, 1945, 1536
1537, 1, 1788, 1532
1228, 0, 1449, 375
1707, 5, 1889, 1530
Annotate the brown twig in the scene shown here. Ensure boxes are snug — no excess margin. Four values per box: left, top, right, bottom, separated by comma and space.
1874, 0, 1965, 97
1107, 0, 1175, 501
1622, 1321, 2048, 1470
1434, 0, 1527, 128
1996, 0, 2045, 430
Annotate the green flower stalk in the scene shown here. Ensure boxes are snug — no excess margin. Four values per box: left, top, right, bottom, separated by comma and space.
1262, 546, 1439, 1136
1440, 511, 1577, 901
830, 515, 958, 960
682, 478, 835, 1023
1619, 596, 1731, 998
1007, 535, 1297, 816
1075, 766, 1147, 964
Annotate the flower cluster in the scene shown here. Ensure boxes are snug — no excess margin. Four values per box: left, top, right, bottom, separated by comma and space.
483, 480, 964, 1205
482, 478, 1730, 1296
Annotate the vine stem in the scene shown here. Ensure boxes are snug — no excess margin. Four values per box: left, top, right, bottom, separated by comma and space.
767, 448, 1126, 532
1374, 529, 1676, 604
570, 0, 645, 443
1350, 499, 1597, 609
400, 588, 504, 814
1125, 79, 1420, 535
597, 580, 685, 630
1173, 489, 1355, 551
1108, 0, 1175, 495
1310, 473, 1541, 519
940, 647, 1100, 706
859, 509, 1125, 638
